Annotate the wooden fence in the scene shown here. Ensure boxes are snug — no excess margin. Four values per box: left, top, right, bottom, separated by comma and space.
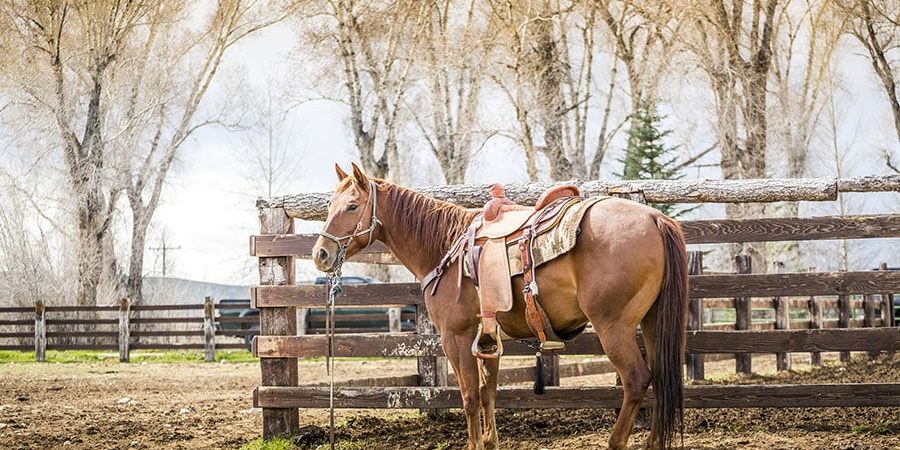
0, 297, 254, 361
250, 176, 900, 439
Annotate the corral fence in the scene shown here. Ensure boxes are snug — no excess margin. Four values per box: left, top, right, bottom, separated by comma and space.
0, 298, 254, 361
246, 176, 900, 439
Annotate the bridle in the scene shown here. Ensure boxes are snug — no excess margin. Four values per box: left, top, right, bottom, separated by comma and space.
317, 179, 382, 261
316, 178, 381, 450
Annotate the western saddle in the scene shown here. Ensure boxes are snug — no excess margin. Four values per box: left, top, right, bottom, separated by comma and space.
421, 183, 584, 360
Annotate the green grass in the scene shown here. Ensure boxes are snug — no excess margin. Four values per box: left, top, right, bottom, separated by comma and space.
0, 349, 257, 364
240, 437, 297, 450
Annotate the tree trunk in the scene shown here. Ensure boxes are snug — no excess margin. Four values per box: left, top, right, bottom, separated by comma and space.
534, 1, 571, 181
127, 208, 150, 305
76, 220, 104, 306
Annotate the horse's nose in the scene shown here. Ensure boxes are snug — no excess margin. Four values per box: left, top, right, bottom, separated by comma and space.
317, 248, 330, 263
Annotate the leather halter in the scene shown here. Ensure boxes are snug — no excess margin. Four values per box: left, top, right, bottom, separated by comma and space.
318, 180, 382, 255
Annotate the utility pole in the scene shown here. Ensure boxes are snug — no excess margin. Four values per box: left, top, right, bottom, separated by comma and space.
150, 232, 181, 278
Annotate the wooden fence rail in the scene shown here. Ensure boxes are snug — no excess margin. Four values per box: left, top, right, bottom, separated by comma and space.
0, 298, 252, 360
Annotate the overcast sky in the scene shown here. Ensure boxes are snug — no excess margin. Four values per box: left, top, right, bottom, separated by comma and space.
142, 22, 898, 286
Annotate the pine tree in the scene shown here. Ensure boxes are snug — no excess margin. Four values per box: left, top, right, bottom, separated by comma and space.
619, 99, 687, 217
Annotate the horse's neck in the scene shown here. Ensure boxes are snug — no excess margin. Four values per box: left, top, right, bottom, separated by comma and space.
377, 185, 472, 280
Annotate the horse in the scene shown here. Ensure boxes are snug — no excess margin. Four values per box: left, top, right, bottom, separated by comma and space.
312, 163, 688, 450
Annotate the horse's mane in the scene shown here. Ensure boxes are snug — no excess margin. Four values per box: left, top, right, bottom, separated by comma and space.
379, 181, 478, 262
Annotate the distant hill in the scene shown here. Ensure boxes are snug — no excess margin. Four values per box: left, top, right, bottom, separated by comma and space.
142, 277, 250, 304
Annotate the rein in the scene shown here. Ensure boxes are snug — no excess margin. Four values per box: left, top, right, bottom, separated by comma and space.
317, 179, 380, 450
325, 254, 344, 450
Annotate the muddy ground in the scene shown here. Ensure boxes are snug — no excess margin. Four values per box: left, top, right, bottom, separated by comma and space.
0, 353, 897, 450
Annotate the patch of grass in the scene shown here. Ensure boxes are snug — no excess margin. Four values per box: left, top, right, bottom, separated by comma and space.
240, 437, 298, 450
0, 349, 257, 364
0, 350, 39, 363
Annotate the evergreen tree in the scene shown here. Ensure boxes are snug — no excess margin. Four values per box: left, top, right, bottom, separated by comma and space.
619, 99, 688, 217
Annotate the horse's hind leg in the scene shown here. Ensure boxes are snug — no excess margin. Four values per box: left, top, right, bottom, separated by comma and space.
640, 304, 661, 449
598, 323, 651, 450
479, 357, 500, 450
442, 332, 485, 450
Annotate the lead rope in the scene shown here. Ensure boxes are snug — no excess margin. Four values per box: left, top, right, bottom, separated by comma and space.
326, 245, 346, 450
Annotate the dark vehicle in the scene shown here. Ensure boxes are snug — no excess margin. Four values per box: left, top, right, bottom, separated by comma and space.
307, 276, 416, 334
219, 276, 415, 349
216, 298, 259, 349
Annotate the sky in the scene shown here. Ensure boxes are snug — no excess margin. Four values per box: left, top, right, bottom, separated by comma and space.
89, 21, 900, 286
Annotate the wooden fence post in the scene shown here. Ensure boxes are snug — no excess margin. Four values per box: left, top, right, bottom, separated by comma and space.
880, 262, 895, 329
863, 293, 879, 359
119, 298, 130, 362
204, 297, 216, 363
258, 208, 299, 439
772, 261, 791, 371
808, 291, 823, 366
734, 254, 752, 375
34, 300, 46, 362
416, 303, 448, 417
388, 307, 401, 333
686, 251, 704, 380
838, 292, 851, 363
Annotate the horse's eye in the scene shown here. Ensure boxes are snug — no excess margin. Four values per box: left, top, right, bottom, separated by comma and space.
347, 204, 358, 212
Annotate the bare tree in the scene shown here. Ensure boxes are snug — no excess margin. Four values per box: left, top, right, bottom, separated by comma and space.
234, 78, 303, 199
488, 0, 606, 181
301, 0, 429, 181
839, 1, 900, 144
769, 0, 845, 268
117, 1, 295, 304
684, 0, 783, 269
595, 0, 685, 177
0, 1, 153, 304
409, 0, 495, 184
0, 0, 294, 305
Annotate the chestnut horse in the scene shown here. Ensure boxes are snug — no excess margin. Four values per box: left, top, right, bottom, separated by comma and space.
313, 163, 688, 450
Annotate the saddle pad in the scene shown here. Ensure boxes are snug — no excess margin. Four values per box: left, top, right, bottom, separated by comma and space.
478, 238, 514, 313
506, 196, 608, 275
478, 208, 535, 239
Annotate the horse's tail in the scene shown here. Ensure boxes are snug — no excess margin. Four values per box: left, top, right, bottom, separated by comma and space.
652, 214, 688, 449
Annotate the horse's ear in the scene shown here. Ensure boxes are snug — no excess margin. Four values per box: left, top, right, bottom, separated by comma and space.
351, 162, 369, 191
335, 164, 349, 182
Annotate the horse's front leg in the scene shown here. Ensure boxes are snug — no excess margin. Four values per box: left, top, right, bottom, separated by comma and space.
442, 331, 485, 450
479, 357, 500, 450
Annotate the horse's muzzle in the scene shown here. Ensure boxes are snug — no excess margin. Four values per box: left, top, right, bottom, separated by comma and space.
312, 242, 337, 272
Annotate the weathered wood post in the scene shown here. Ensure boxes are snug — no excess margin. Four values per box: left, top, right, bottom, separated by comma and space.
34, 300, 46, 362
880, 262, 895, 357
880, 262, 895, 329
416, 302, 448, 417
258, 208, 299, 438
734, 254, 752, 374
204, 296, 216, 363
118, 298, 130, 362
808, 292, 823, 366
388, 307, 401, 333
687, 251, 704, 380
838, 292, 851, 363
772, 262, 791, 371
863, 293, 879, 359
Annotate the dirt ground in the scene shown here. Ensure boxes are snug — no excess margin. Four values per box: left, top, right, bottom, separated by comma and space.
0, 353, 897, 450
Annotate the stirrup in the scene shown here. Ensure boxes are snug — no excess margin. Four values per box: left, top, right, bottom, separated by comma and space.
471, 323, 504, 360
540, 340, 565, 351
